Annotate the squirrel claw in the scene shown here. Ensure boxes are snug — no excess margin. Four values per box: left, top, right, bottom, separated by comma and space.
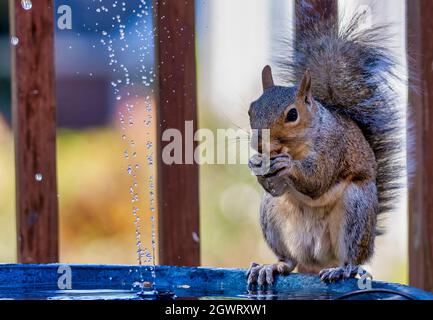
319, 265, 360, 283
270, 153, 291, 161
246, 262, 260, 278
249, 154, 263, 166
247, 262, 291, 288
267, 160, 291, 177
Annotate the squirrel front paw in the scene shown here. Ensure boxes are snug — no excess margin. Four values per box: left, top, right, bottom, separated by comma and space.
246, 262, 293, 288
249, 154, 293, 197
249, 153, 291, 177
257, 175, 290, 197
248, 154, 270, 176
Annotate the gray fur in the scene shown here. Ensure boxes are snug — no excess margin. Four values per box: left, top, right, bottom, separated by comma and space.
250, 86, 297, 129
259, 193, 294, 261
340, 181, 378, 265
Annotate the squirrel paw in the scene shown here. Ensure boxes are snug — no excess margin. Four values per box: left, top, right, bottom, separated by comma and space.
249, 154, 291, 177
250, 154, 293, 197
248, 154, 269, 176
319, 265, 360, 283
246, 262, 292, 288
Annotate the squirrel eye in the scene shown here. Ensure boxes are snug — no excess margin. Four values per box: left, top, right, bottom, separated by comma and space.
305, 96, 310, 104
285, 108, 298, 123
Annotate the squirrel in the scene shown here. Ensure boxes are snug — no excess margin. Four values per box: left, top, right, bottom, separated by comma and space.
246, 11, 404, 285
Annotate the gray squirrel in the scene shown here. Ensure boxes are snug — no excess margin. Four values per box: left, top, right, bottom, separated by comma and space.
247, 11, 404, 285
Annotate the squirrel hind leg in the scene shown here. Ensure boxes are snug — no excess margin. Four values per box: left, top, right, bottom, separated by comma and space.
320, 181, 378, 283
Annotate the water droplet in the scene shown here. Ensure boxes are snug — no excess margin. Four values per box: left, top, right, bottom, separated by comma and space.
10, 36, 19, 46
21, 0, 32, 10
35, 173, 43, 182
177, 284, 191, 289
192, 232, 200, 243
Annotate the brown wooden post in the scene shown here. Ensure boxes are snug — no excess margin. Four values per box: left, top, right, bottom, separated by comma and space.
155, 0, 200, 266
294, 0, 338, 274
9, 0, 59, 263
407, 0, 433, 292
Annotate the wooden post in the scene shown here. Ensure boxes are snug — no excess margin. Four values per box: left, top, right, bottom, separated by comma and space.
407, 0, 433, 292
9, 0, 59, 263
294, 0, 338, 274
155, 0, 200, 266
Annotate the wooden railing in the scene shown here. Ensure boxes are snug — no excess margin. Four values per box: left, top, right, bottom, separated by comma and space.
7, 0, 433, 292
407, 0, 433, 292
9, 0, 200, 266
155, 0, 200, 266
10, 0, 58, 263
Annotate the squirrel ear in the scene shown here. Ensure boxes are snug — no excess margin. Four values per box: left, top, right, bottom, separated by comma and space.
262, 65, 274, 91
297, 70, 312, 98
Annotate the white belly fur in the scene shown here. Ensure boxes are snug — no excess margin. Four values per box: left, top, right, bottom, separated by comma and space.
268, 181, 349, 267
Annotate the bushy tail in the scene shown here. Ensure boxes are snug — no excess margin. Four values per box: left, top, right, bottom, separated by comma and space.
279, 8, 405, 225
